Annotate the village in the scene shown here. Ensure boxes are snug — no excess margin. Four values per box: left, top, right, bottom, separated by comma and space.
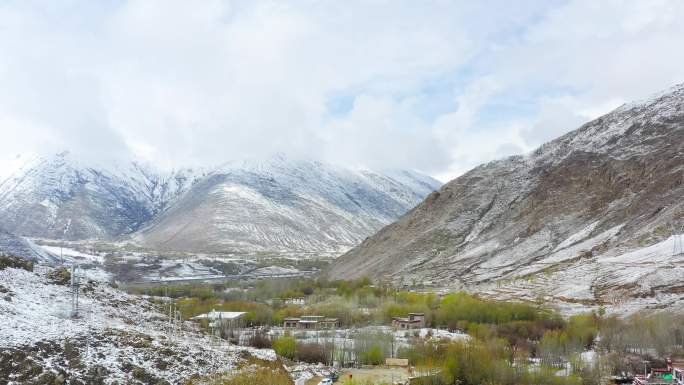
187, 307, 463, 384
125, 277, 684, 385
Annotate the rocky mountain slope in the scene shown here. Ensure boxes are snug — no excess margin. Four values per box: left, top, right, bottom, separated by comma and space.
329, 84, 684, 314
133, 156, 441, 253
0, 228, 59, 263
0, 152, 201, 240
0, 153, 440, 254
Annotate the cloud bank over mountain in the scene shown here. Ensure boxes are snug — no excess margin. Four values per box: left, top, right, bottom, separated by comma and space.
1, 1, 683, 181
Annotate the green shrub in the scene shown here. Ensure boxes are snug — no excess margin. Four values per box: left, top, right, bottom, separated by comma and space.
436, 292, 555, 327
0, 254, 34, 272
358, 345, 385, 365
47, 267, 71, 285
272, 335, 296, 360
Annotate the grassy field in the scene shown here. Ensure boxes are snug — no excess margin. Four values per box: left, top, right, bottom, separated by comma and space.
305, 367, 409, 385
336, 367, 410, 384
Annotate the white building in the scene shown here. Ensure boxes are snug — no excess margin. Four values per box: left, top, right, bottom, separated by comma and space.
192, 310, 247, 329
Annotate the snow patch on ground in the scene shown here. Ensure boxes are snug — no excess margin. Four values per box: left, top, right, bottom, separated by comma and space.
476, 231, 684, 316
0, 264, 274, 384
554, 221, 600, 252
599, 234, 683, 264
39, 245, 105, 264
251, 265, 302, 276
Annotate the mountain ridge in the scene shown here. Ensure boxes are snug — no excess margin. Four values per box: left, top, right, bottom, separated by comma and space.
0, 153, 441, 255
329, 83, 684, 314
0, 152, 202, 240
132, 156, 441, 253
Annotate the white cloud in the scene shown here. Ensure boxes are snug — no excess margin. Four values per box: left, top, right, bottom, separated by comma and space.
0, 1, 682, 182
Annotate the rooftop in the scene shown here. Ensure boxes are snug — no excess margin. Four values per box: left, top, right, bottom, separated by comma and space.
191, 311, 247, 320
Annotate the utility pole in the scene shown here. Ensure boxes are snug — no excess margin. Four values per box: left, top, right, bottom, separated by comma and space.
60, 219, 71, 266
174, 310, 183, 339
84, 307, 93, 359
169, 302, 173, 338
70, 265, 81, 318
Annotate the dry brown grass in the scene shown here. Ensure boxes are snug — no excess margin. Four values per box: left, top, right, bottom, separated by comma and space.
185, 355, 293, 385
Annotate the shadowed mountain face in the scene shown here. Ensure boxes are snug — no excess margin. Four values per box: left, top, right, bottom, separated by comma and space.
0, 153, 199, 240
330, 84, 684, 314
0, 153, 440, 254
132, 158, 441, 254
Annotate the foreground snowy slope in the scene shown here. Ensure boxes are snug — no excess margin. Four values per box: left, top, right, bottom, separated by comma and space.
0, 261, 273, 384
330, 83, 684, 314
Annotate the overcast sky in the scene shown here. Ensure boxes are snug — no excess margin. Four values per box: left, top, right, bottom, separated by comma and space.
1, 0, 683, 181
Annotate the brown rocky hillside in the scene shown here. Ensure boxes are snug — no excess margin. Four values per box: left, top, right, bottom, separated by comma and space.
329, 84, 684, 314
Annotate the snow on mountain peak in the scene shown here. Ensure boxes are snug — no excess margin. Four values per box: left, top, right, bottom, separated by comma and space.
0, 152, 441, 254
0, 152, 202, 240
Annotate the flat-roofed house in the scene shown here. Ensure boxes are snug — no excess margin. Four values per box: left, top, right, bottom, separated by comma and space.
283, 317, 300, 328
319, 318, 339, 329
282, 315, 339, 329
392, 313, 425, 330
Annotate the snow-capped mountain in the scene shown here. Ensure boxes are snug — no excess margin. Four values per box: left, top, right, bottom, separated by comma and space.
330, 83, 684, 314
0, 152, 201, 240
133, 155, 441, 253
0, 152, 441, 254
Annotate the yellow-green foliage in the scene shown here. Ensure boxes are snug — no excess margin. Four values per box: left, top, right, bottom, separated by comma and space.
358, 345, 384, 365
377, 291, 437, 324
331, 277, 373, 297
185, 357, 293, 385
186, 368, 292, 385
127, 283, 216, 300
272, 305, 304, 325
308, 298, 370, 326
272, 335, 296, 360
396, 291, 438, 307
402, 339, 582, 385
353, 329, 394, 365
538, 313, 599, 367
566, 313, 599, 348
598, 311, 684, 357
436, 292, 554, 327
274, 296, 372, 327
341, 379, 389, 385
379, 301, 427, 321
